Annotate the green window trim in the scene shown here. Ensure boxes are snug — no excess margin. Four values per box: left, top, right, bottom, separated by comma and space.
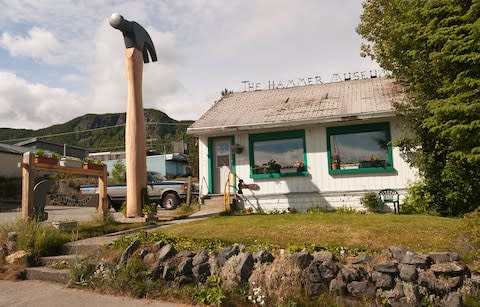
249, 130, 308, 179
327, 122, 395, 175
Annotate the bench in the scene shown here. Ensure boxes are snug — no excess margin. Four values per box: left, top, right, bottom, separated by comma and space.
378, 189, 400, 214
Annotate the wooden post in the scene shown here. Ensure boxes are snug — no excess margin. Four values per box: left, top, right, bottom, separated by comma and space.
186, 176, 192, 205
21, 152, 35, 220
98, 166, 108, 218
125, 47, 147, 217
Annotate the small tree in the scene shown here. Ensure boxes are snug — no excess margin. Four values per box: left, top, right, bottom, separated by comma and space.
111, 160, 126, 183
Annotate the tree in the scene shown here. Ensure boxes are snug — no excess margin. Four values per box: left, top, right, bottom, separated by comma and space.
357, 0, 480, 215
111, 160, 126, 183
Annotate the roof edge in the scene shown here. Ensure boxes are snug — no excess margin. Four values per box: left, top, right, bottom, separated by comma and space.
187, 111, 395, 135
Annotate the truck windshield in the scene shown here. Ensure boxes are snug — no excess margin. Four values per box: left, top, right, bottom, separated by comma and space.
149, 172, 166, 182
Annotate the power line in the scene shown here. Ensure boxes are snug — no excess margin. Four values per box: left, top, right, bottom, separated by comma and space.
0, 121, 191, 143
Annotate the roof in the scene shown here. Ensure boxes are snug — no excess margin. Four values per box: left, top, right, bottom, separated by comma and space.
0, 143, 31, 155
15, 137, 86, 151
188, 77, 405, 135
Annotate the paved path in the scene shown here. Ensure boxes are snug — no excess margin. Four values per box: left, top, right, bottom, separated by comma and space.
0, 280, 189, 307
0, 199, 224, 305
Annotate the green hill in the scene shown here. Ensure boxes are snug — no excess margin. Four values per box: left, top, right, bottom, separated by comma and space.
0, 109, 193, 153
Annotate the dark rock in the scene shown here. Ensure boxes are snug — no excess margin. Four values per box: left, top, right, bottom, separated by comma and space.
118, 240, 140, 265
401, 251, 430, 269
153, 241, 164, 251
387, 246, 408, 262
217, 244, 242, 267
319, 260, 339, 281
329, 274, 347, 296
307, 282, 325, 296
142, 252, 156, 266
430, 262, 466, 277
418, 271, 462, 295
351, 254, 372, 265
374, 264, 399, 274
340, 267, 363, 283
178, 257, 193, 276
139, 247, 150, 259
399, 264, 418, 282
442, 292, 462, 307
471, 272, 480, 286
235, 253, 254, 282
313, 251, 333, 262
401, 282, 421, 306
0, 244, 8, 261
307, 260, 323, 283
7, 232, 17, 242
156, 244, 176, 262
377, 280, 404, 302
372, 271, 394, 289
192, 249, 209, 266
163, 260, 177, 281
6, 232, 17, 252
177, 250, 195, 258
291, 251, 313, 269
254, 250, 274, 264
347, 280, 375, 299
192, 262, 210, 283
178, 275, 193, 286
429, 252, 459, 264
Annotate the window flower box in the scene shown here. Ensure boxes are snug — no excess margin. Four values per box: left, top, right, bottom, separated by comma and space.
59, 157, 83, 168
82, 163, 104, 171
34, 156, 59, 165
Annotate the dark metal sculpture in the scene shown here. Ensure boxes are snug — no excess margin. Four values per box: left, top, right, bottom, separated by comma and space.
109, 13, 157, 63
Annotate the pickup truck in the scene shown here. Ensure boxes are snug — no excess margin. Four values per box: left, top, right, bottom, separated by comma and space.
80, 171, 198, 211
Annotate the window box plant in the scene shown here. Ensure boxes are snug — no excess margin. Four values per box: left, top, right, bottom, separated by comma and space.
33, 149, 60, 165
82, 157, 105, 170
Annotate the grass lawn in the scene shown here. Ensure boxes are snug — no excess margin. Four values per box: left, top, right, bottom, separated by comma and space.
161, 213, 462, 254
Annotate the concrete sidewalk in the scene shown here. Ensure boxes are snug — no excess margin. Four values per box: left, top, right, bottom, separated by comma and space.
0, 280, 189, 307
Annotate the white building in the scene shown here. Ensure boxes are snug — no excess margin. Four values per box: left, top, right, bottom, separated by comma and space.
188, 78, 417, 212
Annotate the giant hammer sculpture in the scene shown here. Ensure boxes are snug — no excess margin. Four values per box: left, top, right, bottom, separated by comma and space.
110, 13, 157, 217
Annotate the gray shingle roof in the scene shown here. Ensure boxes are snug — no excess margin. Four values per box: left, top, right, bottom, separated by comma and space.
188, 77, 404, 134
0, 143, 30, 155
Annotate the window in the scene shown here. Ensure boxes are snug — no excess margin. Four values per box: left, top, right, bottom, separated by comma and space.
327, 123, 394, 174
249, 130, 308, 178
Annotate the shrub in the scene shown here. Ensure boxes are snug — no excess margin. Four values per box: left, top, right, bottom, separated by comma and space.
402, 180, 438, 215
194, 275, 225, 306
15, 220, 69, 263
459, 208, 480, 270
360, 192, 380, 213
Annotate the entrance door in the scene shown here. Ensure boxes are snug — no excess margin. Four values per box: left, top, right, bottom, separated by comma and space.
212, 138, 232, 194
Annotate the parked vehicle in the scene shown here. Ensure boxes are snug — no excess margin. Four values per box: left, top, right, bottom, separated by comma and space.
80, 171, 198, 211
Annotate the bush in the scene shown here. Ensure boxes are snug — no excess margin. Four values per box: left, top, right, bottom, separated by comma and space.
402, 180, 438, 215
459, 208, 480, 270
15, 220, 69, 262
360, 192, 380, 213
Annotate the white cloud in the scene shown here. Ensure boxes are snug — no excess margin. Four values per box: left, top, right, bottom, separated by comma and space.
0, 27, 61, 64
0, 71, 85, 129
90, 21, 181, 117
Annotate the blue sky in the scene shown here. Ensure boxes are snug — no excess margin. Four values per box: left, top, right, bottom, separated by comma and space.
0, 0, 379, 129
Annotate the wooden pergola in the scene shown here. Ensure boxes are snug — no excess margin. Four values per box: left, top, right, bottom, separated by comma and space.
19, 152, 108, 220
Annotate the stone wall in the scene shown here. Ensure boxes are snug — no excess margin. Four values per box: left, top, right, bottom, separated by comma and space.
121, 241, 479, 306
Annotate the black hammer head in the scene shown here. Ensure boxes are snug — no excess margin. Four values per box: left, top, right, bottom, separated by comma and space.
109, 13, 157, 64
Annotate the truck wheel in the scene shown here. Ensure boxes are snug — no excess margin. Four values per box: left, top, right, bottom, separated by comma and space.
162, 193, 179, 210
